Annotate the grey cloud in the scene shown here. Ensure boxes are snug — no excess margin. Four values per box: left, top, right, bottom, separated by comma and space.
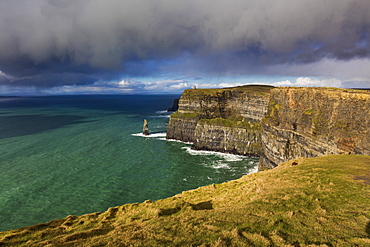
0, 0, 369, 87
342, 80, 370, 88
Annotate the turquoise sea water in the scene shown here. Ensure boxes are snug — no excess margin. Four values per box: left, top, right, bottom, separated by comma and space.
0, 95, 258, 231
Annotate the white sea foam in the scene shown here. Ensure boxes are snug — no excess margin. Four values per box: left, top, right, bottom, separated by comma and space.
162, 138, 193, 144
217, 153, 244, 162
181, 146, 244, 161
151, 114, 171, 118
155, 110, 169, 114
152, 110, 171, 118
211, 161, 232, 169
247, 164, 259, 174
131, 132, 167, 138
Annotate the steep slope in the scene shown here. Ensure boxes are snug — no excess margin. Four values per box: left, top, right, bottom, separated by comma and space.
166, 85, 273, 156
1, 155, 370, 246
259, 87, 370, 169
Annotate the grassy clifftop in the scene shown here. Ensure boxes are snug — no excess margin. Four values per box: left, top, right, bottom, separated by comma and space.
167, 84, 273, 154
1, 155, 370, 246
182, 85, 274, 98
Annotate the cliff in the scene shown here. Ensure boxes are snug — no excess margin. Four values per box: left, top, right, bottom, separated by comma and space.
166, 85, 274, 155
2, 88, 370, 245
1, 155, 370, 246
167, 98, 179, 112
259, 87, 370, 170
193, 119, 263, 155
167, 86, 370, 170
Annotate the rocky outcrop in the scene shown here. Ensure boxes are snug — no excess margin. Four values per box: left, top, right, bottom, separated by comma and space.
166, 85, 273, 156
143, 119, 149, 135
193, 119, 263, 155
167, 98, 179, 112
166, 112, 199, 142
259, 87, 370, 170
167, 86, 370, 170
177, 86, 271, 122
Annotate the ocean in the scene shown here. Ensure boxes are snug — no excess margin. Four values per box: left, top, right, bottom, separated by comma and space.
0, 95, 258, 231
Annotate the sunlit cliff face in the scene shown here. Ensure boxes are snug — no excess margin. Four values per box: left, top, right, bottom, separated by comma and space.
259, 87, 370, 169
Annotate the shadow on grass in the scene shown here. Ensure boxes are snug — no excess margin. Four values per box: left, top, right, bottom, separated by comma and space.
366, 221, 370, 237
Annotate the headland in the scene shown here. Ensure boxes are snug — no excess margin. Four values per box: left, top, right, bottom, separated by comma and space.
1, 85, 370, 246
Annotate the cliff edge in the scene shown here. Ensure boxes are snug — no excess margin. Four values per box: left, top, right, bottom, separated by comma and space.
259, 87, 370, 170
167, 86, 370, 171
2, 87, 370, 245
166, 85, 274, 156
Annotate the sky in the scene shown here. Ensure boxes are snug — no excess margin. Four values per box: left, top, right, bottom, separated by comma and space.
0, 0, 369, 95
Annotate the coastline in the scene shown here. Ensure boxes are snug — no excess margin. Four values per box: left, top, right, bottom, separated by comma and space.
0, 95, 257, 232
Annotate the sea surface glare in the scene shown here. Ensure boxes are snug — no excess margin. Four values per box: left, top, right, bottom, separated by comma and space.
0, 95, 258, 231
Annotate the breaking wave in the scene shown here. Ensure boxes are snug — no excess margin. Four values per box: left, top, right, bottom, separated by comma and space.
181, 146, 245, 161
151, 110, 171, 118
131, 132, 167, 138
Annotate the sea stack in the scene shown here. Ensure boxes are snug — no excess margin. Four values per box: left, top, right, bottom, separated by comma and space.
143, 119, 149, 135
167, 98, 179, 112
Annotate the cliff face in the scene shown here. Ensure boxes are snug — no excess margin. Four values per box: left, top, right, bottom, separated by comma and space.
193, 120, 263, 155
178, 87, 271, 122
166, 85, 273, 156
168, 86, 370, 170
166, 113, 199, 142
259, 87, 370, 169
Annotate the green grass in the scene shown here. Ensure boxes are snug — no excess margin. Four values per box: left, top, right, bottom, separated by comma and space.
263, 101, 281, 125
182, 85, 274, 97
303, 109, 314, 115
169, 111, 200, 119
1, 155, 370, 246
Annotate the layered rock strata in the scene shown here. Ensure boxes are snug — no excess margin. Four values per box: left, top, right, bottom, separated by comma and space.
193, 119, 263, 155
168, 86, 370, 171
166, 112, 199, 142
166, 85, 273, 156
259, 87, 370, 170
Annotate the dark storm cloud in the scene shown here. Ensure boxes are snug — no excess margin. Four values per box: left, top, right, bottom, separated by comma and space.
342, 80, 370, 88
0, 0, 369, 87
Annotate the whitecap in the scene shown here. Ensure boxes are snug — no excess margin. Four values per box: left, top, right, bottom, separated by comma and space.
151, 115, 171, 118
151, 110, 171, 118
215, 153, 244, 162
181, 146, 245, 161
131, 132, 167, 138
155, 110, 169, 114
211, 162, 231, 169
247, 164, 259, 174
162, 138, 193, 144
